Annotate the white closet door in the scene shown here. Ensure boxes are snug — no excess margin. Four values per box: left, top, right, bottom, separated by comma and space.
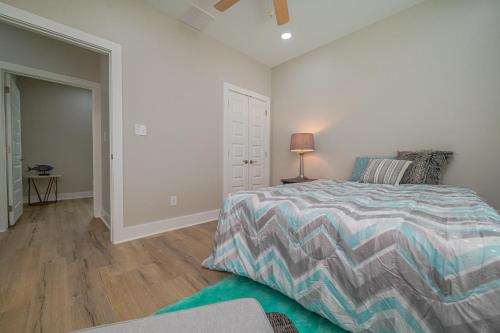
248, 97, 267, 190
226, 90, 249, 194
6, 74, 23, 225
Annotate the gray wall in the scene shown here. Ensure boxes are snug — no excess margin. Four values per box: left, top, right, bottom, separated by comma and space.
18, 77, 93, 196
1, 21, 111, 213
0, 21, 101, 82
3, 0, 272, 226
271, 0, 500, 208
100, 54, 111, 215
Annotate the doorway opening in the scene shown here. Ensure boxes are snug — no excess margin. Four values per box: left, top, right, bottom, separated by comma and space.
1, 65, 108, 229
0, 2, 123, 242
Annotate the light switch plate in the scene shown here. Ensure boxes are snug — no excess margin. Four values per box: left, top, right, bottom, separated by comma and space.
135, 124, 147, 136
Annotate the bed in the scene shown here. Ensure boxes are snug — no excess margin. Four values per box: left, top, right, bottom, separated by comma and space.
203, 180, 500, 333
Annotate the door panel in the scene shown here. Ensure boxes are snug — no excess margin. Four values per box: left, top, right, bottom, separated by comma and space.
6, 74, 23, 225
227, 90, 249, 193
248, 97, 267, 190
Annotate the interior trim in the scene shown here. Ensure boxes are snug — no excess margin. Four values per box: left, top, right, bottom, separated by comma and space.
113, 209, 220, 244
23, 191, 94, 204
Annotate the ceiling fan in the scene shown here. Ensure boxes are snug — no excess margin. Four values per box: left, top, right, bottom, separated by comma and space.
214, 0, 290, 26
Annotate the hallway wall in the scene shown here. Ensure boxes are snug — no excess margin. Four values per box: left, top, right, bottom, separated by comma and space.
18, 77, 93, 198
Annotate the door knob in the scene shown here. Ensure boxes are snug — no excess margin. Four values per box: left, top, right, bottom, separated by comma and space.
249, 160, 255, 164
243, 160, 249, 164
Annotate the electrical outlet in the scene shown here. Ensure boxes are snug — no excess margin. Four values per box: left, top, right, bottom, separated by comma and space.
170, 195, 177, 206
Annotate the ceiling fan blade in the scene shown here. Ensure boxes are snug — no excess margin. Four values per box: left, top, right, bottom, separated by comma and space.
214, 0, 240, 12
273, 0, 290, 25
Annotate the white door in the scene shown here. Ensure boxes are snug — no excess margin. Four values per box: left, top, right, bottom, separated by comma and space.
5, 74, 23, 225
224, 85, 270, 197
226, 90, 249, 194
248, 97, 267, 190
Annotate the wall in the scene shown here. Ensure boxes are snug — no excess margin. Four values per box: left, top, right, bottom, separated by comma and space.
0, 21, 101, 82
17, 77, 93, 197
1, 0, 272, 226
100, 55, 111, 217
271, 0, 500, 208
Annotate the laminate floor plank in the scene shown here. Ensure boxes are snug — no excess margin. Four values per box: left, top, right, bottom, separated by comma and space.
0, 199, 227, 333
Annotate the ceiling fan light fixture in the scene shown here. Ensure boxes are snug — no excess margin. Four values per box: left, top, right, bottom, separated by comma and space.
281, 32, 292, 40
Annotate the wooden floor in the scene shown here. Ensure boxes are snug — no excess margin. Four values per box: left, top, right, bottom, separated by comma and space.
0, 199, 227, 333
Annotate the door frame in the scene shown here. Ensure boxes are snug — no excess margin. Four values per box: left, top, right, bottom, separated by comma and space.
223, 82, 271, 199
1, 62, 102, 225
0, 3, 124, 244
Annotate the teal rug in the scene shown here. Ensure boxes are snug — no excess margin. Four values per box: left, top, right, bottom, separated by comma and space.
156, 275, 347, 333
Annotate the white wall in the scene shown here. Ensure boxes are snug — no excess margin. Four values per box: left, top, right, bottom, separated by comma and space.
1, 0, 272, 226
18, 77, 93, 197
271, 0, 500, 208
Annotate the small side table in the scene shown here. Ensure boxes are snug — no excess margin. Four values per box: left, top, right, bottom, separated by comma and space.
281, 177, 317, 184
27, 175, 61, 206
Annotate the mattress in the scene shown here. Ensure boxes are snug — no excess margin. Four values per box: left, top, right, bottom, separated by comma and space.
203, 180, 500, 332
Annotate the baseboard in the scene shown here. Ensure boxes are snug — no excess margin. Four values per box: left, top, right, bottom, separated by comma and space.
99, 209, 111, 229
113, 209, 220, 244
23, 191, 93, 203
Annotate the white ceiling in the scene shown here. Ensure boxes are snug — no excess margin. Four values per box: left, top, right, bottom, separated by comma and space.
144, 0, 423, 67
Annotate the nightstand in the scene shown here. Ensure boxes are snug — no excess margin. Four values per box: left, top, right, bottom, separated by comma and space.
281, 177, 317, 184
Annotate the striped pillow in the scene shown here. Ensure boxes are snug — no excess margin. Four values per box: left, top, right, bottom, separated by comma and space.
360, 159, 412, 185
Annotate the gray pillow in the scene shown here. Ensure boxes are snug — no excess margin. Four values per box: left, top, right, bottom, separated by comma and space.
397, 150, 453, 185
360, 158, 413, 185
349, 155, 396, 181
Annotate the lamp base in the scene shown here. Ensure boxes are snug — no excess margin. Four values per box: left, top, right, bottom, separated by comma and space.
298, 153, 307, 179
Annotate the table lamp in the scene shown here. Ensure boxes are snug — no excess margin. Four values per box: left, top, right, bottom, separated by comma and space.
290, 133, 315, 179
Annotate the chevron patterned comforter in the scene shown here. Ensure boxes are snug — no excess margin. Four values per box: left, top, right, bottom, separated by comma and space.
203, 180, 500, 333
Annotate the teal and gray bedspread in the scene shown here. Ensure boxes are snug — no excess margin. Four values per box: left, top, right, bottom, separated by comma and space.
203, 180, 500, 332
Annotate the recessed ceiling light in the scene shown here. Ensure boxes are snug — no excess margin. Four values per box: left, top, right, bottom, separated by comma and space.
281, 32, 292, 40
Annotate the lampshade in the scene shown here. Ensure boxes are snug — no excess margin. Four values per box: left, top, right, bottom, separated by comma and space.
290, 133, 315, 153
